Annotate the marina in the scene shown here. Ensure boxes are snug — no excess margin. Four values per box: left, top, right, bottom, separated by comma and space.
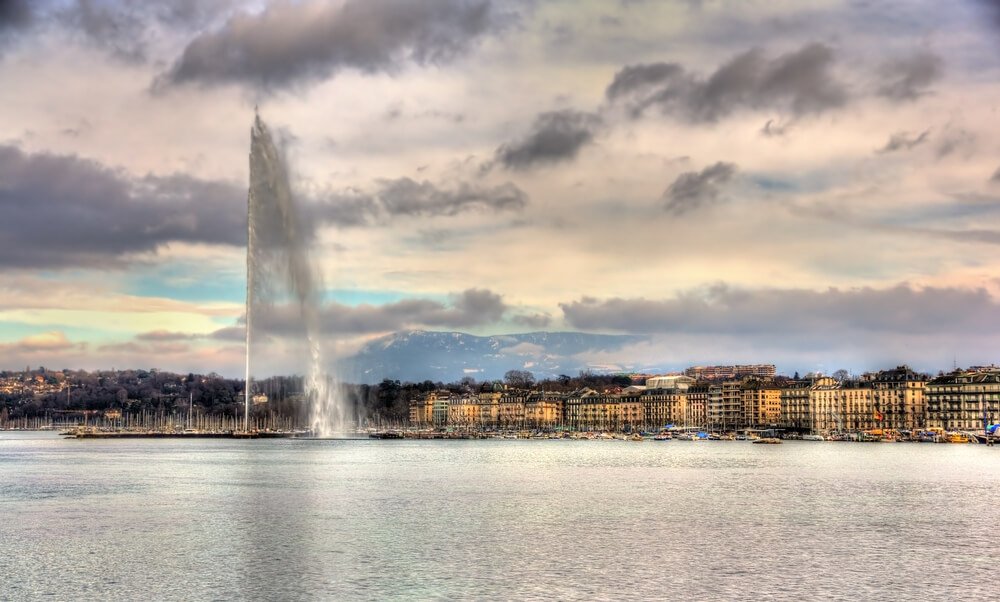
7, 423, 992, 444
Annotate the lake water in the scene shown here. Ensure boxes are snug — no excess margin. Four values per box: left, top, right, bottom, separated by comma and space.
2, 432, 998, 601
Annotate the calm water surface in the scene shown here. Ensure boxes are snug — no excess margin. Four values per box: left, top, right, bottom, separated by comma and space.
2, 432, 998, 601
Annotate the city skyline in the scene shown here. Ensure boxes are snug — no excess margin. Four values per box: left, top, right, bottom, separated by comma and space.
2, 0, 1000, 378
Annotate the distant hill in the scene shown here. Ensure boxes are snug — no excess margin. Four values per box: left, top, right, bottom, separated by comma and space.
339, 330, 649, 383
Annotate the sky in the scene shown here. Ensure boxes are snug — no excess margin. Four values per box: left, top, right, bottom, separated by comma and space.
1, 0, 999, 379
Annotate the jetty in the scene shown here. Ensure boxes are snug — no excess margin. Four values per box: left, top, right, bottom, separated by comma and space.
64, 428, 303, 439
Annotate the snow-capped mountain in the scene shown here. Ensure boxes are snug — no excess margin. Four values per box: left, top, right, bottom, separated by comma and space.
339, 330, 648, 383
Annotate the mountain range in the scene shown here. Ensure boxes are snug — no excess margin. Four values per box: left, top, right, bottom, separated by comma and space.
339, 330, 650, 384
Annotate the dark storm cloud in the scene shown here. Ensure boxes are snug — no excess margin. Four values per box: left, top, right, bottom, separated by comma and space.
662, 162, 737, 215
560, 284, 1000, 336
877, 130, 930, 153
156, 0, 513, 91
875, 52, 943, 101
249, 288, 510, 336
0, 144, 245, 269
494, 110, 602, 170
605, 43, 847, 121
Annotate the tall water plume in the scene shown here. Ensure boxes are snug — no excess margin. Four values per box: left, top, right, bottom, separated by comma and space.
247, 112, 349, 436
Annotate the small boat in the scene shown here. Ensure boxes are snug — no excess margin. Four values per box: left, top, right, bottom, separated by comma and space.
629, 433, 644, 441
802, 434, 825, 441
752, 437, 782, 444
653, 433, 672, 441
944, 432, 973, 444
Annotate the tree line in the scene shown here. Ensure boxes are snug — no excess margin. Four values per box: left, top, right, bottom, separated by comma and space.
1, 367, 641, 426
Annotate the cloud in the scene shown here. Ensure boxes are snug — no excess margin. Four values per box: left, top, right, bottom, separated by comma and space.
760, 118, 790, 137
60, 0, 148, 62
135, 330, 200, 341
250, 288, 510, 337
877, 130, 930, 153
155, 0, 514, 91
0, 143, 526, 269
560, 284, 1000, 336
308, 177, 528, 226
98, 341, 190, 355
662, 162, 737, 215
0, 0, 32, 32
494, 110, 602, 170
0, 331, 80, 353
209, 326, 245, 342
512, 312, 552, 329
0, 144, 245, 269
43, 1, 239, 63
935, 126, 976, 159
979, 0, 1000, 34
876, 52, 943, 101
0, 0, 33, 50
991, 166, 1000, 183
605, 43, 847, 121
372, 177, 527, 217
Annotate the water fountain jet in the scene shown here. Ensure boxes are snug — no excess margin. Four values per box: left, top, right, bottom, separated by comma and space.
246, 112, 350, 436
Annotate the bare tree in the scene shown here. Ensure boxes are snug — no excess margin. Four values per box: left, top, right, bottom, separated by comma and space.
504, 369, 535, 389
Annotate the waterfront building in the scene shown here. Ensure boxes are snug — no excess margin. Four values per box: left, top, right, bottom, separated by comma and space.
477, 383, 503, 427
431, 390, 451, 427
706, 384, 723, 429
620, 391, 644, 432
868, 366, 927, 431
642, 375, 693, 430
740, 377, 782, 429
839, 380, 876, 432
565, 389, 625, 431
640, 388, 686, 431
447, 394, 479, 429
706, 381, 741, 430
926, 369, 1000, 431
808, 377, 841, 433
685, 382, 709, 429
499, 390, 529, 429
524, 392, 564, 429
779, 379, 812, 431
409, 395, 435, 427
